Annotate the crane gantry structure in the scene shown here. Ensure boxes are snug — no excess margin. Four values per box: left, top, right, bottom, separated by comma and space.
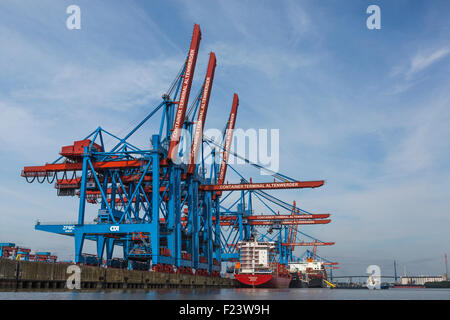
20, 24, 334, 276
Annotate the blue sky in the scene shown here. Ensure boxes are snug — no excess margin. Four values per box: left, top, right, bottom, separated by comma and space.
0, 0, 449, 277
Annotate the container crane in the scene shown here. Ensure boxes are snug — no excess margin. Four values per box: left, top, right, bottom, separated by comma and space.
20, 24, 334, 278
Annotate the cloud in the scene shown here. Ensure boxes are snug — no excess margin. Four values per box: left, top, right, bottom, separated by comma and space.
175, 0, 318, 78
203, 41, 316, 79
0, 101, 58, 161
10, 58, 182, 112
0, 1, 189, 162
407, 46, 450, 78
389, 45, 450, 93
295, 172, 450, 274
384, 94, 450, 175
285, 0, 311, 42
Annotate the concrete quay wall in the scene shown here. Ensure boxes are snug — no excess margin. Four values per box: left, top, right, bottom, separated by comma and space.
0, 258, 236, 290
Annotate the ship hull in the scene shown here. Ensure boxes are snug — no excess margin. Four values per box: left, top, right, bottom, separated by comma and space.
235, 274, 291, 288
307, 278, 324, 288
306, 269, 327, 288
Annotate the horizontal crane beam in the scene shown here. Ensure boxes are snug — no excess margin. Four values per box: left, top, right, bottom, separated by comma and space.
220, 219, 331, 226
281, 241, 335, 246
200, 180, 324, 191
220, 214, 330, 220
22, 160, 147, 175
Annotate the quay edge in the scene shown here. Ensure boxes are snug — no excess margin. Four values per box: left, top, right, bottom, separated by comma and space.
0, 258, 237, 290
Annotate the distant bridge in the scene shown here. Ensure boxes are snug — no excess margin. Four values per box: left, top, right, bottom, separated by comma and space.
332, 275, 442, 279
332, 275, 396, 278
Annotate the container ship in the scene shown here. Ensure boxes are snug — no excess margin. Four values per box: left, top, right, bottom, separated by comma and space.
233, 239, 291, 288
289, 259, 328, 288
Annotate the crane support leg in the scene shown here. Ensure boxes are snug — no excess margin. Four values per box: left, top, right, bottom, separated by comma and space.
96, 235, 106, 262
77, 148, 89, 225
214, 198, 221, 263
151, 135, 160, 266
188, 179, 200, 269
174, 167, 182, 267
74, 231, 85, 264
206, 191, 213, 274
106, 238, 115, 266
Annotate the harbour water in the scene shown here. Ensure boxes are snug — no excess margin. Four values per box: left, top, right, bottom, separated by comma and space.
1, 288, 449, 300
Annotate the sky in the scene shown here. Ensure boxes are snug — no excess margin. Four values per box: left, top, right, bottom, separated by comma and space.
0, 0, 449, 277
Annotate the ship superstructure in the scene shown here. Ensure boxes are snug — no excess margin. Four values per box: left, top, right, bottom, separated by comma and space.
237, 239, 274, 274
234, 238, 291, 288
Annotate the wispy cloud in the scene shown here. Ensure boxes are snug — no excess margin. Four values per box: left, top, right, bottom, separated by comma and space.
0, 101, 57, 161
10, 58, 182, 112
203, 41, 316, 78
384, 95, 450, 174
407, 46, 450, 78
389, 45, 450, 93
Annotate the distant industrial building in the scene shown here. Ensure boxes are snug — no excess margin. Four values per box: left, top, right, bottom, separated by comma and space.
401, 275, 447, 286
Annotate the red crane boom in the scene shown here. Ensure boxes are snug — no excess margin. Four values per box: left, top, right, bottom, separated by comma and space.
217, 93, 239, 185
187, 52, 217, 175
167, 24, 202, 162
287, 201, 298, 251
313, 240, 318, 260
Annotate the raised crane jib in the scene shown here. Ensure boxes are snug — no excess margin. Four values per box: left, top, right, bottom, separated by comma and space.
187, 52, 217, 175
217, 93, 239, 185
167, 24, 202, 162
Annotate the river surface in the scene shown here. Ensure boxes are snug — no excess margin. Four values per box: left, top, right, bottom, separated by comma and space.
1, 288, 449, 300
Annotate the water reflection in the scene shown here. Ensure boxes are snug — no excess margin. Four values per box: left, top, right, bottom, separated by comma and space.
0, 288, 449, 300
